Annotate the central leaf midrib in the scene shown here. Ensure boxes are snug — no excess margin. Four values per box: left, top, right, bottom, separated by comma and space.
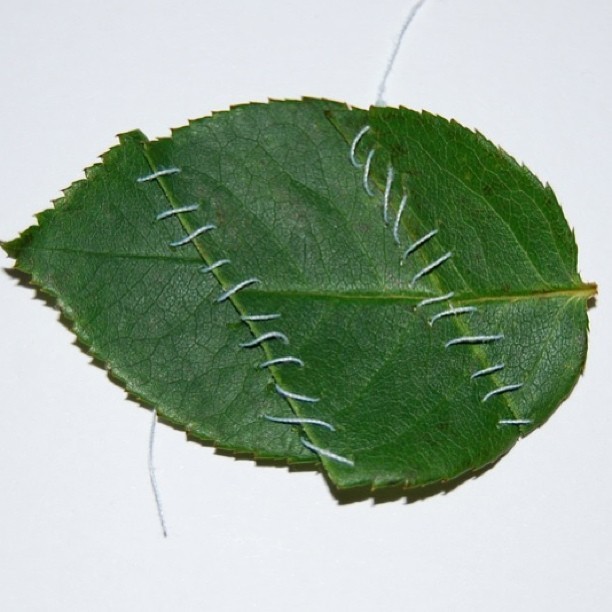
26, 242, 593, 302
243, 285, 594, 303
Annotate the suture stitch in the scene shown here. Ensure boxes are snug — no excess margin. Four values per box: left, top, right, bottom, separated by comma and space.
482, 383, 524, 403
498, 419, 532, 426
402, 229, 438, 260
241, 313, 281, 322
259, 356, 304, 369
415, 292, 455, 309
264, 415, 335, 431
201, 259, 231, 273
471, 363, 505, 379
137, 167, 181, 182
429, 306, 477, 327
156, 204, 199, 220
392, 193, 408, 245
410, 252, 452, 287
239, 331, 289, 348
216, 278, 260, 303
345, 129, 526, 434
169, 224, 216, 247
383, 165, 394, 224
363, 149, 376, 196
350, 125, 371, 168
275, 384, 320, 403
300, 437, 354, 467
445, 334, 504, 348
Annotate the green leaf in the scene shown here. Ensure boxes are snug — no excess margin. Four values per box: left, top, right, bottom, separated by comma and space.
4, 98, 594, 492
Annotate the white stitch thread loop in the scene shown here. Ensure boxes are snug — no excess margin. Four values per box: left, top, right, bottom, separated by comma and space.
169, 224, 216, 247
259, 356, 304, 369
482, 383, 524, 403
383, 165, 394, 225
275, 384, 319, 403
429, 306, 477, 327
264, 415, 335, 431
137, 167, 181, 182
201, 259, 230, 273
241, 313, 281, 322
350, 125, 371, 168
156, 204, 199, 220
471, 363, 505, 380
216, 278, 260, 303
410, 252, 452, 287
415, 292, 455, 309
445, 334, 504, 348
402, 229, 438, 260
392, 193, 408, 245
240, 331, 289, 348
300, 437, 354, 467
498, 419, 532, 426
363, 149, 376, 196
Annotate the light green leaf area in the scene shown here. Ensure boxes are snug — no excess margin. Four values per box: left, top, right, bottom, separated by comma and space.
5, 98, 594, 492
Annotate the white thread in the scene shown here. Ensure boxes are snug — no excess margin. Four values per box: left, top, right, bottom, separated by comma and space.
429, 306, 477, 326
148, 409, 167, 538
240, 331, 289, 348
300, 437, 354, 467
259, 356, 304, 368
363, 149, 376, 196
498, 419, 532, 426
241, 313, 281, 322
275, 384, 320, 403
375, 0, 429, 106
201, 259, 231, 273
445, 334, 504, 348
410, 252, 452, 287
402, 229, 438, 260
264, 415, 335, 431
169, 224, 216, 247
156, 204, 199, 220
216, 278, 260, 303
393, 193, 409, 245
482, 384, 524, 403
383, 165, 394, 224
137, 167, 181, 183
350, 125, 371, 168
415, 292, 455, 309
471, 363, 505, 380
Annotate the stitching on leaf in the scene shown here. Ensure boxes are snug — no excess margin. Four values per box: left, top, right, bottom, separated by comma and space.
215, 278, 260, 303
263, 415, 335, 431
137, 167, 181, 182
156, 204, 199, 220
300, 437, 355, 467
350, 123, 527, 425
239, 331, 289, 348
148, 176, 349, 468
201, 258, 231, 273
169, 224, 216, 247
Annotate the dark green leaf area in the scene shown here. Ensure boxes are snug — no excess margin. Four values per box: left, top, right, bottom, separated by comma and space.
6, 131, 314, 461
239, 291, 588, 488
6, 99, 593, 493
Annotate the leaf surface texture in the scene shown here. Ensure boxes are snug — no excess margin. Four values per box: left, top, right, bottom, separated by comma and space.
6, 99, 593, 490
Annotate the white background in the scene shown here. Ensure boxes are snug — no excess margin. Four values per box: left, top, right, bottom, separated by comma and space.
1, 1, 611, 610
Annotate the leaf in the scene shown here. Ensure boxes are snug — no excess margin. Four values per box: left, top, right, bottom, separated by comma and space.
4, 98, 595, 493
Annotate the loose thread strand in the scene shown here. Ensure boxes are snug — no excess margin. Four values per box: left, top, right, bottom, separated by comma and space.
148, 409, 167, 538
375, 0, 429, 106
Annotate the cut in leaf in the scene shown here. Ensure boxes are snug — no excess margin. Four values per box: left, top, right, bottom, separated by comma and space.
4, 98, 595, 492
